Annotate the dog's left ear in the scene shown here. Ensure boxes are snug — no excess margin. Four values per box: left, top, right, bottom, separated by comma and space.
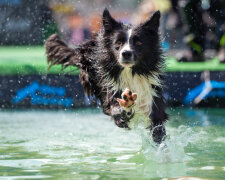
143, 11, 161, 31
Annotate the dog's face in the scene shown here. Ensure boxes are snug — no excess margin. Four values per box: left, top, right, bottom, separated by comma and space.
102, 9, 161, 70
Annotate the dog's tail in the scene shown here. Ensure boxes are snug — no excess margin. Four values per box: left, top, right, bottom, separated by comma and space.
45, 34, 82, 68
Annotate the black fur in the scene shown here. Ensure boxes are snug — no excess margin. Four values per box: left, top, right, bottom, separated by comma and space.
45, 9, 168, 144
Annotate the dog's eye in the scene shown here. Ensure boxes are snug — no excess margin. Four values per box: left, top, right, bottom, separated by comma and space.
115, 39, 123, 45
133, 36, 142, 46
135, 41, 142, 46
115, 40, 123, 50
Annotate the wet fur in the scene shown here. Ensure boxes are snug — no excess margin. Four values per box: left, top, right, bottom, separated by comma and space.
45, 9, 168, 144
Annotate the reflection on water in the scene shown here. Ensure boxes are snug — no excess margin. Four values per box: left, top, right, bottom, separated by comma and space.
0, 108, 225, 179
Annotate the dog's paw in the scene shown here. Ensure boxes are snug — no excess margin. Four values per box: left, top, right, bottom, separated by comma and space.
111, 105, 133, 128
117, 88, 137, 111
114, 116, 129, 128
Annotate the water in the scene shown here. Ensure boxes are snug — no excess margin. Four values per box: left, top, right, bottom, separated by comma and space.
0, 108, 224, 179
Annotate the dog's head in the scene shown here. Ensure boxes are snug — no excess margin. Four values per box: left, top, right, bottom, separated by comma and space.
102, 9, 161, 72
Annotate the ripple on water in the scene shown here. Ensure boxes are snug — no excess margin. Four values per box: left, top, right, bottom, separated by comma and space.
0, 109, 225, 179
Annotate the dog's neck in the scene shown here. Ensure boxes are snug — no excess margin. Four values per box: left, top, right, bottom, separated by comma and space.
113, 68, 160, 115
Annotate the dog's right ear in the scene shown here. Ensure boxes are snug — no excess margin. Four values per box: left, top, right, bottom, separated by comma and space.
102, 8, 120, 33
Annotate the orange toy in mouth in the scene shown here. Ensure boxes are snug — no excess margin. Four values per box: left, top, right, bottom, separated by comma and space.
117, 88, 137, 110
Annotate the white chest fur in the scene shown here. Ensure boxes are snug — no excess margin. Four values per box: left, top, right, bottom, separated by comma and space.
113, 68, 160, 116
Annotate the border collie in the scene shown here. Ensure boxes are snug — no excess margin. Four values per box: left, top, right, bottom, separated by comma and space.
45, 9, 168, 144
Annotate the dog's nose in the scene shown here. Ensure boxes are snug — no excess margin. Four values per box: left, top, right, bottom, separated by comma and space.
122, 51, 132, 60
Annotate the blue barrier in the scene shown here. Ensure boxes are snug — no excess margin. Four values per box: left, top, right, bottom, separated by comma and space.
12, 81, 73, 108
184, 80, 225, 105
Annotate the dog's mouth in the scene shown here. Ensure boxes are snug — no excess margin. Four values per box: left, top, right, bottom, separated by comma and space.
120, 61, 135, 68
119, 61, 134, 68
119, 59, 135, 68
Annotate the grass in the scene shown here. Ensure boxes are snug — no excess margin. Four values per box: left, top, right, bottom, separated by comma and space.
0, 46, 79, 75
0, 46, 224, 75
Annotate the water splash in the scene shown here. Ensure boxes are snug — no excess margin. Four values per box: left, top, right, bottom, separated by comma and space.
133, 124, 197, 164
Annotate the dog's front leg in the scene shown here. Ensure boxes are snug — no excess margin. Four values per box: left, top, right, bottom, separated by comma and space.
150, 86, 168, 144
111, 89, 137, 128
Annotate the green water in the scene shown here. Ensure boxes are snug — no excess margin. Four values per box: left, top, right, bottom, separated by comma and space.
0, 108, 224, 179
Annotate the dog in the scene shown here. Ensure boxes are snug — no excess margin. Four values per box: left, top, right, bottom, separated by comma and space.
45, 9, 168, 144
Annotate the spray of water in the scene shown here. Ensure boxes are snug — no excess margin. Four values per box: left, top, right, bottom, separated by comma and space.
132, 124, 197, 164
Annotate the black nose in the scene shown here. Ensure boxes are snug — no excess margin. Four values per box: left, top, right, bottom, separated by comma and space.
122, 51, 132, 60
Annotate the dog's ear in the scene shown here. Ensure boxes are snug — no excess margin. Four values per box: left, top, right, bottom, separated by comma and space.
102, 8, 120, 33
143, 11, 161, 31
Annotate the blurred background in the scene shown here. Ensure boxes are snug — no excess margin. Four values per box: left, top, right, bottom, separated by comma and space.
0, 1, 225, 180
1, 0, 225, 56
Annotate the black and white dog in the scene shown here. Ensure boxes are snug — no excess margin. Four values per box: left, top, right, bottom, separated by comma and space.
45, 9, 168, 144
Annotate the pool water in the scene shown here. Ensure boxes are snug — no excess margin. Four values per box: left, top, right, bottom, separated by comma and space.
0, 108, 224, 179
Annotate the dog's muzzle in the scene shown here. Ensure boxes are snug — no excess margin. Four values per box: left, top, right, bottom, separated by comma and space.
120, 50, 134, 67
